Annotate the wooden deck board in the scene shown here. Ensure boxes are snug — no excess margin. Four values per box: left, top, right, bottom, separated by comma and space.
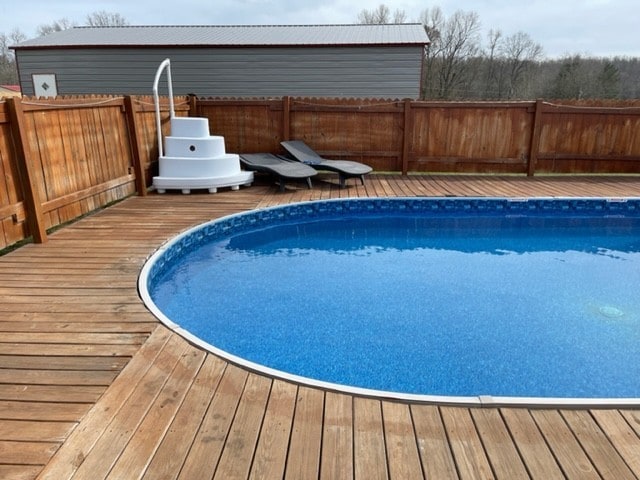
67, 335, 193, 480
0, 368, 118, 386
0, 175, 637, 479
0, 443, 58, 471
249, 380, 298, 480
0, 401, 91, 422
35, 326, 170, 480
176, 364, 248, 480
320, 392, 354, 480
499, 408, 565, 479
214, 374, 272, 479
0, 466, 43, 480
353, 397, 388, 480
471, 408, 530, 479
561, 409, 637, 479
284, 386, 325, 480
530, 409, 601, 479
591, 409, 640, 477
0, 355, 128, 370
411, 404, 459, 479
0, 385, 106, 403
105, 348, 207, 480
440, 406, 494, 480
141, 354, 227, 480
382, 401, 424, 479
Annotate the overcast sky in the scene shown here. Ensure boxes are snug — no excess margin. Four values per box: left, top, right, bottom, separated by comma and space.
2, 0, 638, 59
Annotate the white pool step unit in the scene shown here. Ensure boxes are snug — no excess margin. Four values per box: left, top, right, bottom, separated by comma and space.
151, 59, 252, 194
153, 117, 253, 194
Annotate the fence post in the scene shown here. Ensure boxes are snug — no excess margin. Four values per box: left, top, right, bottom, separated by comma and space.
6, 97, 47, 243
401, 98, 412, 175
124, 96, 147, 196
188, 94, 198, 117
282, 96, 291, 143
527, 99, 544, 177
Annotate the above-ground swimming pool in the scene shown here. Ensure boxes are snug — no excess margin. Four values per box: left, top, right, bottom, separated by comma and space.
139, 197, 640, 406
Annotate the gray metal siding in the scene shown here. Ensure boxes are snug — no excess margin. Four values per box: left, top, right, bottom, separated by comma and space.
16, 46, 424, 98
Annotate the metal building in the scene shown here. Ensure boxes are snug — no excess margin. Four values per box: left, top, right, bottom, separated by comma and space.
12, 24, 429, 99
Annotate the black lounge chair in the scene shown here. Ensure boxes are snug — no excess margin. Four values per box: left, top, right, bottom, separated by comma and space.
280, 140, 373, 187
239, 153, 317, 191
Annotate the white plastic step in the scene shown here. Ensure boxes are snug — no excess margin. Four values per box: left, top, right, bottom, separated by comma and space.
158, 153, 243, 179
164, 135, 226, 158
170, 117, 210, 138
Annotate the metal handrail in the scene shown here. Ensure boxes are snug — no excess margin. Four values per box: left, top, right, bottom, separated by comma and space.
152, 58, 175, 158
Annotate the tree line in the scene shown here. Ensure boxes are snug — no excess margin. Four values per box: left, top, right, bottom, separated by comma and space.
359, 4, 639, 100
2, 7, 639, 100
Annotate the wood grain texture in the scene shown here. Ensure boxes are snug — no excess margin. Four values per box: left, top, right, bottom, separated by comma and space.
0, 177, 638, 480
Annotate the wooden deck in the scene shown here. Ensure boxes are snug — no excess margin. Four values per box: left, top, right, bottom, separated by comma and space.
2, 174, 640, 480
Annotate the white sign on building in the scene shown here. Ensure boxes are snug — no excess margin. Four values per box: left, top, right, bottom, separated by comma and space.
32, 73, 58, 98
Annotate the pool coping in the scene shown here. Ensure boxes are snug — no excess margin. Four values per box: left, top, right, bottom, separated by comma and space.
138, 196, 640, 409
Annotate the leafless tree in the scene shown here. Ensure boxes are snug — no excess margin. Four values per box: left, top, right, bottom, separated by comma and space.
0, 29, 26, 83
483, 29, 506, 98
36, 18, 76, 37
421, 7, 481, 99
86, 11, 129, 27
36, 11, 128, 37
357, 4, 407, 24
478, 30, 543, 99
499, 31, 543, 98
0, 29, 25, 58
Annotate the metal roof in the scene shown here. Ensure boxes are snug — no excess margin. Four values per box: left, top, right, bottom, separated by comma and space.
13, 24, 429, 49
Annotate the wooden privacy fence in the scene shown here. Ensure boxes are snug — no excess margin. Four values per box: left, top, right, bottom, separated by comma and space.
0, 95, 189, 249
0, 94, 639, 250
196, 97, 640, 175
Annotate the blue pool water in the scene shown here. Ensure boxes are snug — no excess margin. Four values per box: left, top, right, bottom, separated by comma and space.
143, 198, 640, 400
